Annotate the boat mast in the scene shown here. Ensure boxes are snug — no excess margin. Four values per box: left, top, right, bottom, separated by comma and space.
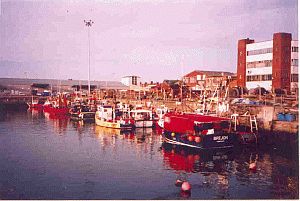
84, 19, 94, 96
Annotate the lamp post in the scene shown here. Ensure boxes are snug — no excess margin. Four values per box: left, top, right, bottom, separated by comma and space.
84, 19, 94, 95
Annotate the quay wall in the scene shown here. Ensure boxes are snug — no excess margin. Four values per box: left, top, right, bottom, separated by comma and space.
129, 99, 299, 134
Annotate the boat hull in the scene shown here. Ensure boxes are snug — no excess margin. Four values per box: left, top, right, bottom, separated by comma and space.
163, 131, 236, 149
70, 112, 95, 122
46, 107, 69, 116
95, 117, 133, 130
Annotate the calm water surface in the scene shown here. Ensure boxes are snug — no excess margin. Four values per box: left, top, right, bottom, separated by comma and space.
0, 110, 298, 199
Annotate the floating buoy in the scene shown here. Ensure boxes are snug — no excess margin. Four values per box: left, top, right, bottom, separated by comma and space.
249, 162, 257, 171
175, 179, 183, 187
195, 136, 201, 143
171, 132, 176, 137
181, 181, 191, 192
187, 155, 194, 162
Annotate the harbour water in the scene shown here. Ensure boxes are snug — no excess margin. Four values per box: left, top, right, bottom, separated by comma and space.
0, 111, 298, 199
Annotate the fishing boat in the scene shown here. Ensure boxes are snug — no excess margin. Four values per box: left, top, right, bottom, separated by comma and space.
69, 104, 95, 122
43, 100, 53, 112
129, 109, 154, 128
44, 95, 69, 116
163, 112, 236, 149
95, 105, 134, 130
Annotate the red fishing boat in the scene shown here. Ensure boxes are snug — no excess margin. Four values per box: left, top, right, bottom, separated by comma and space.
163, 113, 236, 149
43, 100, 53, 112
44, 95, 69, 116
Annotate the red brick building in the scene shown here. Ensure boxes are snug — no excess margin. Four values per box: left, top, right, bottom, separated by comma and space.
183, 70, 234, 92
237, 32, 298, 93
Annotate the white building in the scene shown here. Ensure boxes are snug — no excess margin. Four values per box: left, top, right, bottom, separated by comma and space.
121, 75, 141, 91
238, 33, 298, 93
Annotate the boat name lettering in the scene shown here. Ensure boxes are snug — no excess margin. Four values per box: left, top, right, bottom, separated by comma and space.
213, 136, 228, 141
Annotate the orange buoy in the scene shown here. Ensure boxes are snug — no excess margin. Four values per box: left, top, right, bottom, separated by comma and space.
194, 155, 200, 161
249, 162, 257, 171
181, 181, 191, 192
195, 136, 201, 143
188, 135, 194, 142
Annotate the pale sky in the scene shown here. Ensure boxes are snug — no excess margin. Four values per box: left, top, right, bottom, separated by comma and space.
0, 0, 298, 82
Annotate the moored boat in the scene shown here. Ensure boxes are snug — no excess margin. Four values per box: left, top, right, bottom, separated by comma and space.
69, 104, 95, 122
129, 109, 154, 128
163, 113, 236, 149
43, 100, 53, 112
44, 95, 69, 116
95, 105, 134, 130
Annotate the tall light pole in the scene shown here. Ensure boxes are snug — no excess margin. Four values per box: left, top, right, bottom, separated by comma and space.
84, 19, 94, 95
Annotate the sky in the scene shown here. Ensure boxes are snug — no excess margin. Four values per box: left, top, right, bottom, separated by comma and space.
0, 0, 298, 82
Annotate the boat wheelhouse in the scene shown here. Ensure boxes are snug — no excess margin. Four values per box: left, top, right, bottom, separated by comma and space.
129, 109, 153, 128
163, 113, 236, 149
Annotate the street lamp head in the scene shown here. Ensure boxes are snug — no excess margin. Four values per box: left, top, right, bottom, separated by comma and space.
84, 19, 94, 27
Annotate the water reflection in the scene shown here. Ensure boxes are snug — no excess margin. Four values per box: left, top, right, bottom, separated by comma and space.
0, 112, 297, 199
161, 143, 234, 173
160, 143, 298, 199
94, 126, 119, 147
161, 143, 234, 198
44, 112, 69, 135
29, 108, 44, 118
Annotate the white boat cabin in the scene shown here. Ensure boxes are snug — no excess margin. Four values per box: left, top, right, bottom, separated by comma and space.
96, 105, 115, 121
129, 109, 153, 128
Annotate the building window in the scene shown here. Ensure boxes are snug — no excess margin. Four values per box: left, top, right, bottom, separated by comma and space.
292, 59, 298, 66
246, 60, 272, 68
132, 76, 137, 85
291, 74, 298, 82
247, 48, 273, 56
292, 46, 299, 52
247, 74, 272, 82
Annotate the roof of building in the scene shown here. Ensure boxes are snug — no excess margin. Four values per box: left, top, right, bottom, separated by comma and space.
0, 78, 129, 90
184, 70, 234, 78
121, 75, 141, 78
